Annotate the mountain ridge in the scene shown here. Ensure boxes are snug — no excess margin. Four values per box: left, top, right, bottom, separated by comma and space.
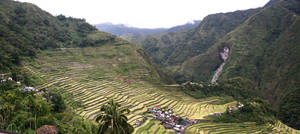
134, 8, 261, 83
94, 20, 201, 44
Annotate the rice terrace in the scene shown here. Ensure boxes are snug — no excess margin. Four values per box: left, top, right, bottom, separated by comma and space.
24, 45, 299, 134
1, 0, 300, 133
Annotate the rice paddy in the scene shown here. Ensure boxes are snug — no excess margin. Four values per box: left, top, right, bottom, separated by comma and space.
25, 46, 300, 134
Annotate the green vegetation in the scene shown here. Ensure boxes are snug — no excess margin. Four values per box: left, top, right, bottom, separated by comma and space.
279, 88, 300, 130
95, 99, 134, 134
182, 0, 300, 129
1, 0, 300, 133
211, 98, 276, 125
0, 0, 116, 72
181, 77, 259, 102
133, 8, 260, 83
24, 49, 245, 134
126, 0, 300, 130
182, 77, 277, 125
0, 72, 98, 133
185, 122, 274, 134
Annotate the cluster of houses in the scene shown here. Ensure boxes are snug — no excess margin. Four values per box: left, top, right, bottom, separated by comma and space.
20, 86, 38, 92
0, 74, 21, 85
181, 81, 204, 87
143, 106, 198, 134
209, 104, 245, 116
20, 86, 48, 97
0, 73, 42, 94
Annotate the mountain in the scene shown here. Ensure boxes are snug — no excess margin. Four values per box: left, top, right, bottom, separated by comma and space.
131, 0, 300, 129
95, 23, 166, 36
1, 0, 300, 133
94, 21, 201, 40
139, 8, 260, 82
165, 20, 201, 32
0, 0, 116, 71
0, 0, 178, 133
0, 0, 173, 84
181, 0, 300, 129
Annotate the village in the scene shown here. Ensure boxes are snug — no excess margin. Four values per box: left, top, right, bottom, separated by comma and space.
135, 104, 245, 134
1, 72, 245, 134
0, 73, 44, 94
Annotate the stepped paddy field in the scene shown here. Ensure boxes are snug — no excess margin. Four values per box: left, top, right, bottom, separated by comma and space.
25, 44, 300, 134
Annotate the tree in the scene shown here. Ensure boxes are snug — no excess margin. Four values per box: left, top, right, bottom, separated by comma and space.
95, 99, 134, 134
25, 95, 52, 130
0, 91, 20, 128
48, 91, 66, 113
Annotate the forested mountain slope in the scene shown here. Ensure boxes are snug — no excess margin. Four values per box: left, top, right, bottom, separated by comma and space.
139, 8, 260, 81
0, 0, 116, 71
182, 0, 300, 129
0, 0, 173, 84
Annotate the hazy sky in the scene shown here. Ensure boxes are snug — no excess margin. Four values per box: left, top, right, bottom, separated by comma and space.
17, 0, 269, 28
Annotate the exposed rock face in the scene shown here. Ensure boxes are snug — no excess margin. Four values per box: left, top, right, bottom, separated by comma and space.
211, 47, 230, 83
220, 47, 229, 61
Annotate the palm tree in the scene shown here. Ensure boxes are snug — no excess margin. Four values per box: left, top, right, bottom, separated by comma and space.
96, 99, 134, 134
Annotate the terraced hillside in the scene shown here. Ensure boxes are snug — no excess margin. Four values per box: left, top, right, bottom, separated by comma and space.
185, 121, 300, 134
25, 45, 232, 126
23, 44, 300, 134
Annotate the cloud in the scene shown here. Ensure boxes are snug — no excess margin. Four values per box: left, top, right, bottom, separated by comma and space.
17, 0, 269, 28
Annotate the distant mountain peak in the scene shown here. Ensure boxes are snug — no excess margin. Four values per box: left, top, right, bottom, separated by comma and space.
94, 20, 201, 36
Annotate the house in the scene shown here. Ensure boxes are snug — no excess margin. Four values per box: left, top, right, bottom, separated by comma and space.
214, 112, 222, 116
232, 107, 238, 111
21, 86, 38, 92
135, 120, 144, 126
163, 123, 173, 129
8, 77, 12, 81
238, 104, 244, 108
155, 106, 161, 109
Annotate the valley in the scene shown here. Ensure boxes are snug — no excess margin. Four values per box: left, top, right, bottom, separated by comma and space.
0, 0, 300, 133
24, 46, 299, 134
